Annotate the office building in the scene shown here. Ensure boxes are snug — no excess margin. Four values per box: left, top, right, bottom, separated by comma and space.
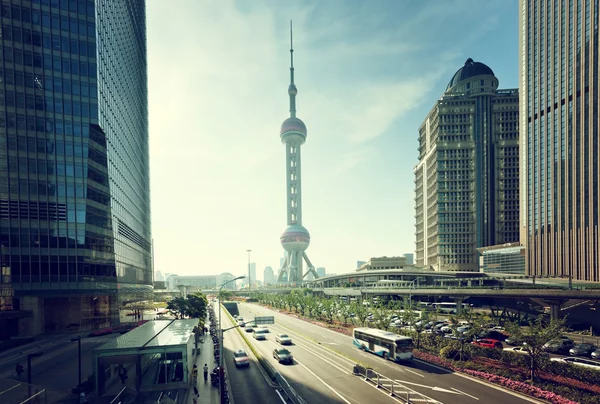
477, 243, 526, 275
166, 274, 236, 291
316, 267, 326, 278
263, 266, 275, 285
0, 0, 152, 337
248, 262, 256, 287
415, 58, 520, 271
520, 0, 600, 282
403, 253, 414, 265
356, 261, 366, 269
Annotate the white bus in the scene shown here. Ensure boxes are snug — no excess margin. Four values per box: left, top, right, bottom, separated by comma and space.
430, 302, 471, 314
352, 327, 413, 362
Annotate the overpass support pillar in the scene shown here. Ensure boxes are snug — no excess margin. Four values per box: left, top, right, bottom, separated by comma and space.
549, 303, 560, 321
454, 297, 463, 316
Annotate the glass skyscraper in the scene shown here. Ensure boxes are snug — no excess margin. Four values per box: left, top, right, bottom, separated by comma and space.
415, 59, 520, 271
520, 0, 599, 282
0, 0, 151, 338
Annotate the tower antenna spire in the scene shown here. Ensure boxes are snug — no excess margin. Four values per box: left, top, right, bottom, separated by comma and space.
288, 20, 297, 118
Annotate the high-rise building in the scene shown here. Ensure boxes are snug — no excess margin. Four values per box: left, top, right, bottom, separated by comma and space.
356, 261, 366, 269
0, 0, 152, 337
316, 267, 326, 278
415, 59, 519, 271
263, 266, 274, 285
403, 253, 414, 265
249, 262, 256, 287
520, 0, 600, 282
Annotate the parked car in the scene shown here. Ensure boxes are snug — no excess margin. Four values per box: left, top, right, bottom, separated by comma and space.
569, 343, 597, 357
543, 339, 575, 354
276, 334, 292, 345
504, 336, 522, 346
472, 339, 503, 349
273, 348, 294, 364
503, 346, 529, 355
551, 357, 600, 370
233, 350, 250, 367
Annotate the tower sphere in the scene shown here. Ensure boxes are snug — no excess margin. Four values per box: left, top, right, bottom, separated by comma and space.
280, 117, 307, 144
280, 224, 310, 252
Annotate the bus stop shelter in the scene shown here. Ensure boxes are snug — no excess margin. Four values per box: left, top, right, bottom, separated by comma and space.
93, 319, 198, 396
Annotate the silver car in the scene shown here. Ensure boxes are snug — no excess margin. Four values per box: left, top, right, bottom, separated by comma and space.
569, 343, 597, 357
591, 349, 600, 359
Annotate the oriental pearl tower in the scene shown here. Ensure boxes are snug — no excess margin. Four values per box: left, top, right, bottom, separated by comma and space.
277, 22, 319, 284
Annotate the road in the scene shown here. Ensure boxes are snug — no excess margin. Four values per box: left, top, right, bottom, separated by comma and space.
216, 301, 286, 404
234, 302, 545, 404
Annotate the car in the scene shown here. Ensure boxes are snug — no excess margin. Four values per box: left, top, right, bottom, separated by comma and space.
233, 350, 250, 367
258, 325, 270, 333
273, 348, 294, 364
551, 356, 600, 370
245, 322, 256, 328
276, 334, 292, 345
504, 336, 521, 346
472, 339, 503, 349
592, 349, 600, 360
569, 343, 597, 357
253, 329, 268, 340
543, 339, 575, 354
503, 346, 529, 355
237, 317, 244, 322
245, 326, 254, 333
238, 321, 246, 328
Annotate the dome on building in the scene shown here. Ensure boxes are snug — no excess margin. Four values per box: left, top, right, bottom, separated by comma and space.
446, 58, 495, 91
280, 117, 307, 136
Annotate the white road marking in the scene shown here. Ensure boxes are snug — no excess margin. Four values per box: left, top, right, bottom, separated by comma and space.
275, 389, 288, 403
451, 387, 479, 400
293, 358, 352, 404
394, 380, 459, 394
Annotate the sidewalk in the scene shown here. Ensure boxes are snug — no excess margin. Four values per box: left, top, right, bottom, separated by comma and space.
185, 335, 219, 403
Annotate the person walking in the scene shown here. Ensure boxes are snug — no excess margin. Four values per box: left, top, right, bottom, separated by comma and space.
118, 365, 128, 384
203, 363, 209, 382
14, 363, 24, 380
192, 364, 198, 384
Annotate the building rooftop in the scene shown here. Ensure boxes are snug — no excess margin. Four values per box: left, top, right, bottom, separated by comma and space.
446, 58, 495, 91
96, 319, 197, 351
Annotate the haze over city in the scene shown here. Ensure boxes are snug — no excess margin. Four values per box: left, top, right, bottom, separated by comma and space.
147, 0, 519, 279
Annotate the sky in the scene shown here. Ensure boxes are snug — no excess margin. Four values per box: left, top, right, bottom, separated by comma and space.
146, 0, 519, 281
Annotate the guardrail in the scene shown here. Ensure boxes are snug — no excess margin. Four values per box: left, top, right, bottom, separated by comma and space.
352, 364, 440, 403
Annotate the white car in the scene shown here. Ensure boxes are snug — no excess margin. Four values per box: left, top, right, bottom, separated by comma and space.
276, 334, 292, 345
503, 346, 529, 355
258, 325, 270, 333
253, 329, 268, 340
551, 357, 600, 370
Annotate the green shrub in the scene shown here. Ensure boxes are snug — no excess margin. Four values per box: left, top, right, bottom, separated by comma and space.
439, 345, 470, 361
465, 344, 502, 360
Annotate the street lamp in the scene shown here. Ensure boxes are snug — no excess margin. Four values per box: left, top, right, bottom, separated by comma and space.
246, 249, 252, 292
71, 336, 82, 388
218, 275, 245, 404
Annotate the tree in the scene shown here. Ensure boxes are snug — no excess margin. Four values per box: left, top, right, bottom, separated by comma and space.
166, 297, 187, 319
218, 289, 233, 301
506, 316, 565, 382
350, 301, 369, 326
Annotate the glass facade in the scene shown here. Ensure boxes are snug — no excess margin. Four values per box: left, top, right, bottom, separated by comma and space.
520, 0, 599, 282
415, 60, 520, 271
0, 0, 151, 336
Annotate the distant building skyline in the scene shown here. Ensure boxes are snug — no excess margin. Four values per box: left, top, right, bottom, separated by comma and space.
415, 58, 519, 271
403, 254, 414, 265
263, 266, 275, 285
316, 267, 326, 278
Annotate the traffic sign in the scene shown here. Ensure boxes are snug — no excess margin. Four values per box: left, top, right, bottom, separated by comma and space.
254, 316, 274, 325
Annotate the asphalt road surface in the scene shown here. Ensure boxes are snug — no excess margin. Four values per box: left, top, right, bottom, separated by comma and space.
235, 302, 545, 404
217, 301, 285, 404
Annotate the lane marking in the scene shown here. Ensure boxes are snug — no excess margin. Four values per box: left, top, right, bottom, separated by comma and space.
395, 380, 459, 394
293, 358, 352, 404
414, 359, 544, 403
451, 387, 479, 400
275, 389, 288, 403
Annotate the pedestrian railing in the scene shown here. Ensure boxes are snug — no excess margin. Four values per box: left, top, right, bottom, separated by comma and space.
352, 364, 440, 403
